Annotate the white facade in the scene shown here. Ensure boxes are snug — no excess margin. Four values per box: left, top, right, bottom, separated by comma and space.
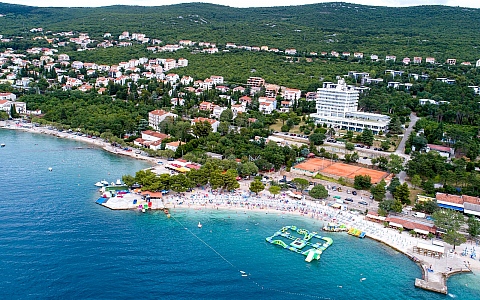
310, 79, 390, 134
314, 79, 359, 118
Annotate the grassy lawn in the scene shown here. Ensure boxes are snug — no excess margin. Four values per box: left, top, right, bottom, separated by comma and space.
270, 120, 306, 134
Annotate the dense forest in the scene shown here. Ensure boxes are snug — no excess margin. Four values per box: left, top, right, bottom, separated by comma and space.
0, 2, 479, 60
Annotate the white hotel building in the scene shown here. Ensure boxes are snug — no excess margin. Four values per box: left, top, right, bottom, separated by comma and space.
310, 79, 390, 134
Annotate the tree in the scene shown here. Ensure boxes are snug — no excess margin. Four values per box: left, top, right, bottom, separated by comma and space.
380, 140, 391, 151
192, 120, 212, 138
219, 109, 233, 123
237, 162, 259, 177
249, 179, 265, 195
387, 154, 404, 175
411, 174, 422, 189
309, 184, 328, 199
279, 113, 289, 125
378, 199, 403, 215
269, 185, 281, 198
309, 132, 326, 145
354, 175, 372, 190
344, 152, 359, 163
387, 177, 401, 194
393, 183, 410, 205
361, 129, 374, 146
467, 215, 480, 239
222, 170, 240, 191
388, 116, 403, 134
370, 179, 387, 201
292, 178, 309, 193
432, 209, 466, 250
345, 142, 355, 151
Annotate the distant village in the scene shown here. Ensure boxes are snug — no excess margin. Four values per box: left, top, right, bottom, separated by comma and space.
1, 27, 480, 147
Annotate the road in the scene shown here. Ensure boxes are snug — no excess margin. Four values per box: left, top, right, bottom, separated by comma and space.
396, 112, 419, 183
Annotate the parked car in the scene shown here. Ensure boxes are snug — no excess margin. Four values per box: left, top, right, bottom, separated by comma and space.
345, 198, 354, 202
358, 201, 368, 205
352, 191, 357, 195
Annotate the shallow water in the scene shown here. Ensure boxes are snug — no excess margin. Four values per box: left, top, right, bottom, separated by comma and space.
0, 129, 479, 299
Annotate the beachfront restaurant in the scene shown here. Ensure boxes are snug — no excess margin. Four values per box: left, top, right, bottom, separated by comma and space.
413, 242, 445, 259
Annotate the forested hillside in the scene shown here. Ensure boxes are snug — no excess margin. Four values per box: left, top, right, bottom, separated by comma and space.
0, 2, 479, 59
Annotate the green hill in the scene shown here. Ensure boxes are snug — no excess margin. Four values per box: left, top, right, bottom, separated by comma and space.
0, 2, 479, 59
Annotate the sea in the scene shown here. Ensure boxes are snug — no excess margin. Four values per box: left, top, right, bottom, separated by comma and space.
1, 128, 479, 300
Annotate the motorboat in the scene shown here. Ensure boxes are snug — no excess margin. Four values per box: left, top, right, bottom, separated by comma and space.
115, 179, 122, 185
198, 222, 202, 228
48, 167, 52, 171
94, 182, 104, 187
0, 143, 5, 147
100, 180, 109, 186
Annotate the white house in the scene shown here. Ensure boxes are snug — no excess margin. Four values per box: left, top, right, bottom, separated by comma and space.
0, 92, 16, 101
165, 141, 181, 152
282, 88, 301, 101
191, 117, 219, 133
148, 109, 178, 130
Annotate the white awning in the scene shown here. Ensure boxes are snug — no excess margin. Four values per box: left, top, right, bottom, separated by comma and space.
366, 214, 386, 221
389, 222, 403, 228
414, 228, 430, 235
417, 242, 444, 253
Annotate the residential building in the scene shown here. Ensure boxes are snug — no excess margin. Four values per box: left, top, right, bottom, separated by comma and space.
413, 57, 422, 64
165, 141, 181, 152
446, 58, 456, 65
285, 48, 297, 55
199, 101, 214, 111
148, 109, 177, 130
282, 88, 301, 101
212, 105, 227, 119
476, 59, 480, 68
246, 77, 265, 88
191, 117, 219, 132
264, 84, 280, 98
425, 144, 454, 158
385, 55, 396, 62
0, 92, 16, 101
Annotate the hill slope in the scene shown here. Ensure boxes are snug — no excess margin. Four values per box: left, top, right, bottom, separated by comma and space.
0, 2, 479, 58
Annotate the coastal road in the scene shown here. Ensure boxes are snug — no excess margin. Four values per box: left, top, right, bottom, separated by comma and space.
395, 113, 419, 184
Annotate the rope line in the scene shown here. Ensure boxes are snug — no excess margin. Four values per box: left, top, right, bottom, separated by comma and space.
169, 213, 332, 300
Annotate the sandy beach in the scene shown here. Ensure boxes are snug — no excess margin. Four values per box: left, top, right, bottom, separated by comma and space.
3, 120, 480, 292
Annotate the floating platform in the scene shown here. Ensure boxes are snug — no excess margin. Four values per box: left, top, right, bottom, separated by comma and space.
347, 228, 366, 238
266, 225, 333, 262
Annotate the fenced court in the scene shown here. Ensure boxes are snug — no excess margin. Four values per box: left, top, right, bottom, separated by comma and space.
293, 158, 389, 184
293, 158, 335, 173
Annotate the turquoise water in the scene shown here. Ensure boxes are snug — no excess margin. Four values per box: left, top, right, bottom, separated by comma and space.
1, 129, 479, 299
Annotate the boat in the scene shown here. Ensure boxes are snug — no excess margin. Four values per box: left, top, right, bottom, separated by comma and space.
100, 180, 109, 186
48, 167, 52, 171
0, 143, 5, 147
115, 179, 122, 185
240, 271, 247, 277
198, 222, 202, 228
94, 182, 104, 187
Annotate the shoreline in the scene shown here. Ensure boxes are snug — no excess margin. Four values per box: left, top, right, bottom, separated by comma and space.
3, 121, 480, 293
1, 121, 157, 165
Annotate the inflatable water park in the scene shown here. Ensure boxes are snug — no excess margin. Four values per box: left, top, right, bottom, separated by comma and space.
266, 226, 333, 262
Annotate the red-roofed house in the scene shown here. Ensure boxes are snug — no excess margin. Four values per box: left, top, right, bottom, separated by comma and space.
385, 217, 436, 234
148, 109, 177, 130
191, 117, 219, 132
165, 141, 181, 152
426, 144, 454, 158
199, 101, 214, 111
436, 192, 480, 216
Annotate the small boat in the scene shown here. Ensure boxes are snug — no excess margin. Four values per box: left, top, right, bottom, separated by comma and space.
48, 167, 52, 171
198, 222, 202, 228
240, 271, 247, 277
0, 143, 5, 147
94, 182, 104, 187
115, 179, 122, 185
100, 180, 109, 186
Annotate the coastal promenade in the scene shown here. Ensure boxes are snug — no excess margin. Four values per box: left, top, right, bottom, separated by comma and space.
3, 120, 479, 294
